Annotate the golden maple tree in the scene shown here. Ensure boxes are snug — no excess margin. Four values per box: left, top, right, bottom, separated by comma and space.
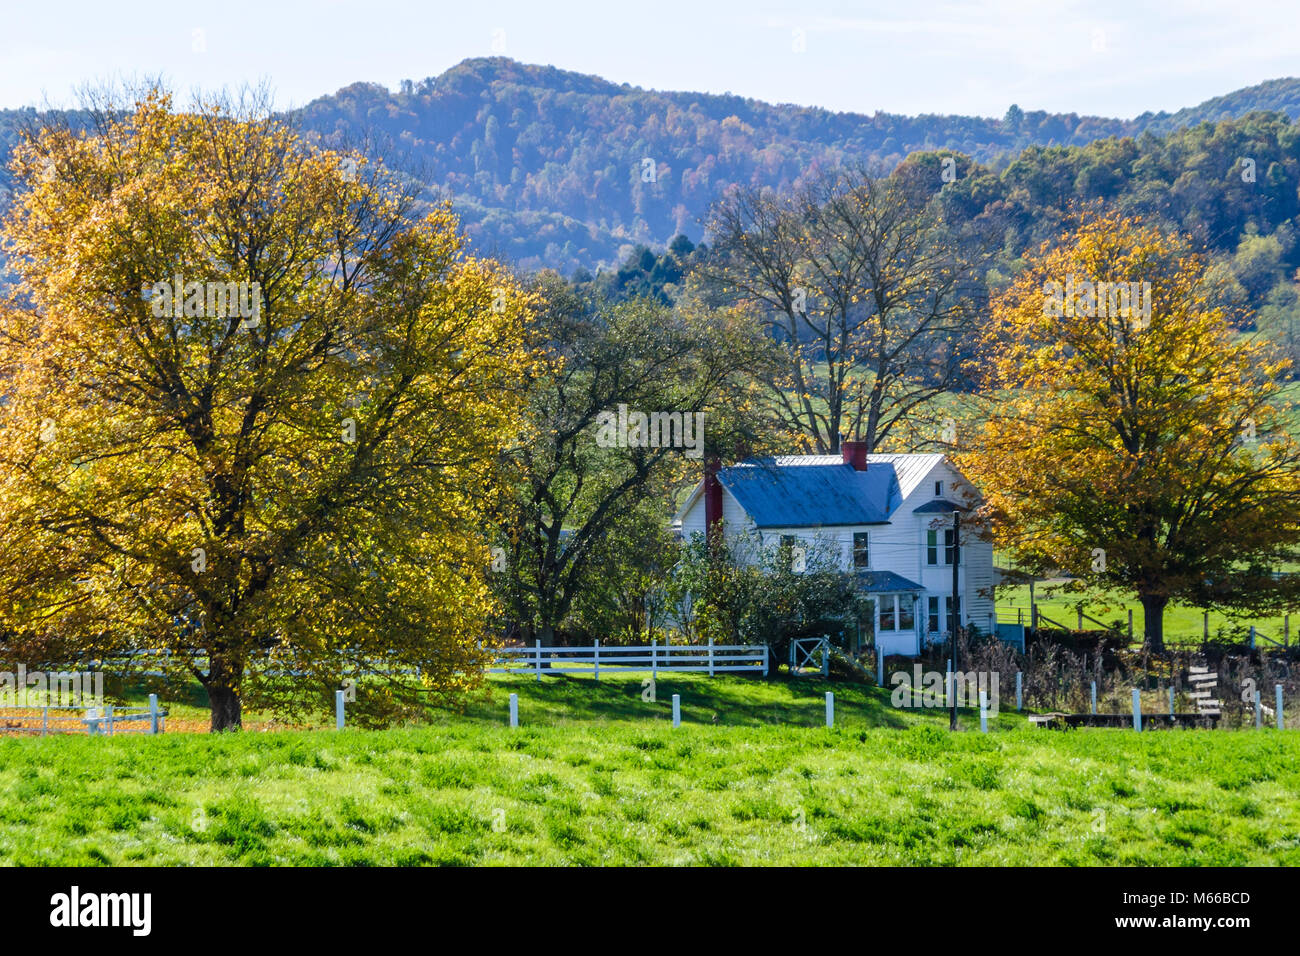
0, 89, 541, 728
961, 211, 1300, 650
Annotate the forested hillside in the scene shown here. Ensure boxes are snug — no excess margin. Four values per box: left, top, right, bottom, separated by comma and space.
6, 60, 1300, 275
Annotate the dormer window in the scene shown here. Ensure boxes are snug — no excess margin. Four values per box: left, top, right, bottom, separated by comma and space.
934, 480, 943, 498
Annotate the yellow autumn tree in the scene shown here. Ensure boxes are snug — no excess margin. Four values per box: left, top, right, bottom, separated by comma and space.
0, 87, 541, 729
961, 211, 1300, 651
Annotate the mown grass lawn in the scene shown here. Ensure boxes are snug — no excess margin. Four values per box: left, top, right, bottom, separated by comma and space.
1, 674, 1297, 866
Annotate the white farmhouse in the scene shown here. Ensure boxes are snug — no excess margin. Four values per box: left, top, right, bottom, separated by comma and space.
673, 441, 996, 658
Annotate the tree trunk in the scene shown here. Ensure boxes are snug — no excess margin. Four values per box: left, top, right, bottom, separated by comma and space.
208, 683, 242, 732
206, 651, 244, 731
1140, 594, 1168, 653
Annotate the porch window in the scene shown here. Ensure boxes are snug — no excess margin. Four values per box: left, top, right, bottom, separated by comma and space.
928, 596, 940, 632
878, 594, 898, 631
852, 532, 870, 569
898, 595, 915, 631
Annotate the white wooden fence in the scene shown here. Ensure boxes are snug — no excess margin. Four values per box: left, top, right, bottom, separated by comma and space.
487, 640, 769, 679
0, 695, 167, 736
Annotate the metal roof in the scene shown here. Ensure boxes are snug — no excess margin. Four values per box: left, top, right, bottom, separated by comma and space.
912, 498, 965, 513
856, 570, 925, 592
717, 457, 903, 528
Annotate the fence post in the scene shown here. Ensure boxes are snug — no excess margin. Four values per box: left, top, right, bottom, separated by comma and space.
1277, 684, 1284, 730
41, 707, 48, 736
1250, 626, 1256, 650
594, 639, 600, 681
762, 645, 769, 677
1077, 608, 1083, 631
877, 650, 884, 687
1128, 610, 1133, 642
535, 639, 542, 682
1255, 689, 1262, 729
149, 694, 160, 735
509, 693, 518, 728
335, 690, 345, 730
1091, 681, 1097, 715
946, 658, 953, 708
821, 636, 829, 678
652, 638, 658, 679
1203, 612, 1209, 641
672, 694, 681, 729
1015, 671, 1022, 712
1168, 686, 1174, 717
979, 690, 988, 733
708, 638, 714, 677
825, 691, 834, 728
1132, 689, 1142, 731
105, 704, 114, 737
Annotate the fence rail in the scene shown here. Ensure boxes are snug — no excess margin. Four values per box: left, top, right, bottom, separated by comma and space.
0, 695, 167, 736
487, 641, 769, 679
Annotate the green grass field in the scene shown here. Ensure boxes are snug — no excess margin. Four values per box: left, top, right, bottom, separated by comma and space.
995, 582, 1294, 646
2, 673, 1297, 866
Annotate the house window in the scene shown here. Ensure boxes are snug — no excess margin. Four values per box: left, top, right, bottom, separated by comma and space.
898, 595, 915, 631
780, 534, 796, 550
878, 594, 898, 631
945, 529, 959, 565
928, 527, 959, 565
852, 532, 870, 569
934, 480, 943, 497
928, 596, 940, 632
946, 595, 962, 629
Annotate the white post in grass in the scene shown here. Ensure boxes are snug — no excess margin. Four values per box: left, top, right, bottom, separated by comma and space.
335, 690, 345, 730
1091, 681, 1097, 716
1015, 672, 1022, 712
672, 694, 681, 728
652, 639, 658, 679
979, 689, 988, 733
825, 691, 834, 728
509, 693, 518, 728
41, 707, 48, 736
1255, 688, 1262, 729
1131, 688, 1142, 731
105, 704, 114, 737
1277, 684, 1285, 730
535, 639, 542, 682
876, 651, 883, 687
708, 638, 714, 677
593, 639, 600, 681
1168, 686, 1175, 717
149, 694, 160, 735
946, 658, 954, 709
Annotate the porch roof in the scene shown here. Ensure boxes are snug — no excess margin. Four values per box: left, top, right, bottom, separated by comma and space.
856, 570, 925, 592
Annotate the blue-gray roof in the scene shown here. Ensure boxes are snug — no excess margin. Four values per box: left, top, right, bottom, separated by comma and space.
717, 458, 903, 528
856, 570, 925, 592
912, 499, 965, 513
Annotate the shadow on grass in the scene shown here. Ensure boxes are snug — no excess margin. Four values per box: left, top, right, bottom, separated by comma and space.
432, 672, 916, 729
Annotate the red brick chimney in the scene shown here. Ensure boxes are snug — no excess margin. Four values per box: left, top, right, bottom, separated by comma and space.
841, 440, 868, 471
704, 455, 723, 538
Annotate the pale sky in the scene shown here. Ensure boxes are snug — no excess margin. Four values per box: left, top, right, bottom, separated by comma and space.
2, 0, 1298, 119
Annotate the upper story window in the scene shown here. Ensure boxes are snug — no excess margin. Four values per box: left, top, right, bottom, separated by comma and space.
852, 532, 870, 569
934, 480, 943, 497
926, 527, 960, 565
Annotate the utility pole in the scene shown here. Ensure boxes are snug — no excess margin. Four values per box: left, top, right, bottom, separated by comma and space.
950, 512, 960, 731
